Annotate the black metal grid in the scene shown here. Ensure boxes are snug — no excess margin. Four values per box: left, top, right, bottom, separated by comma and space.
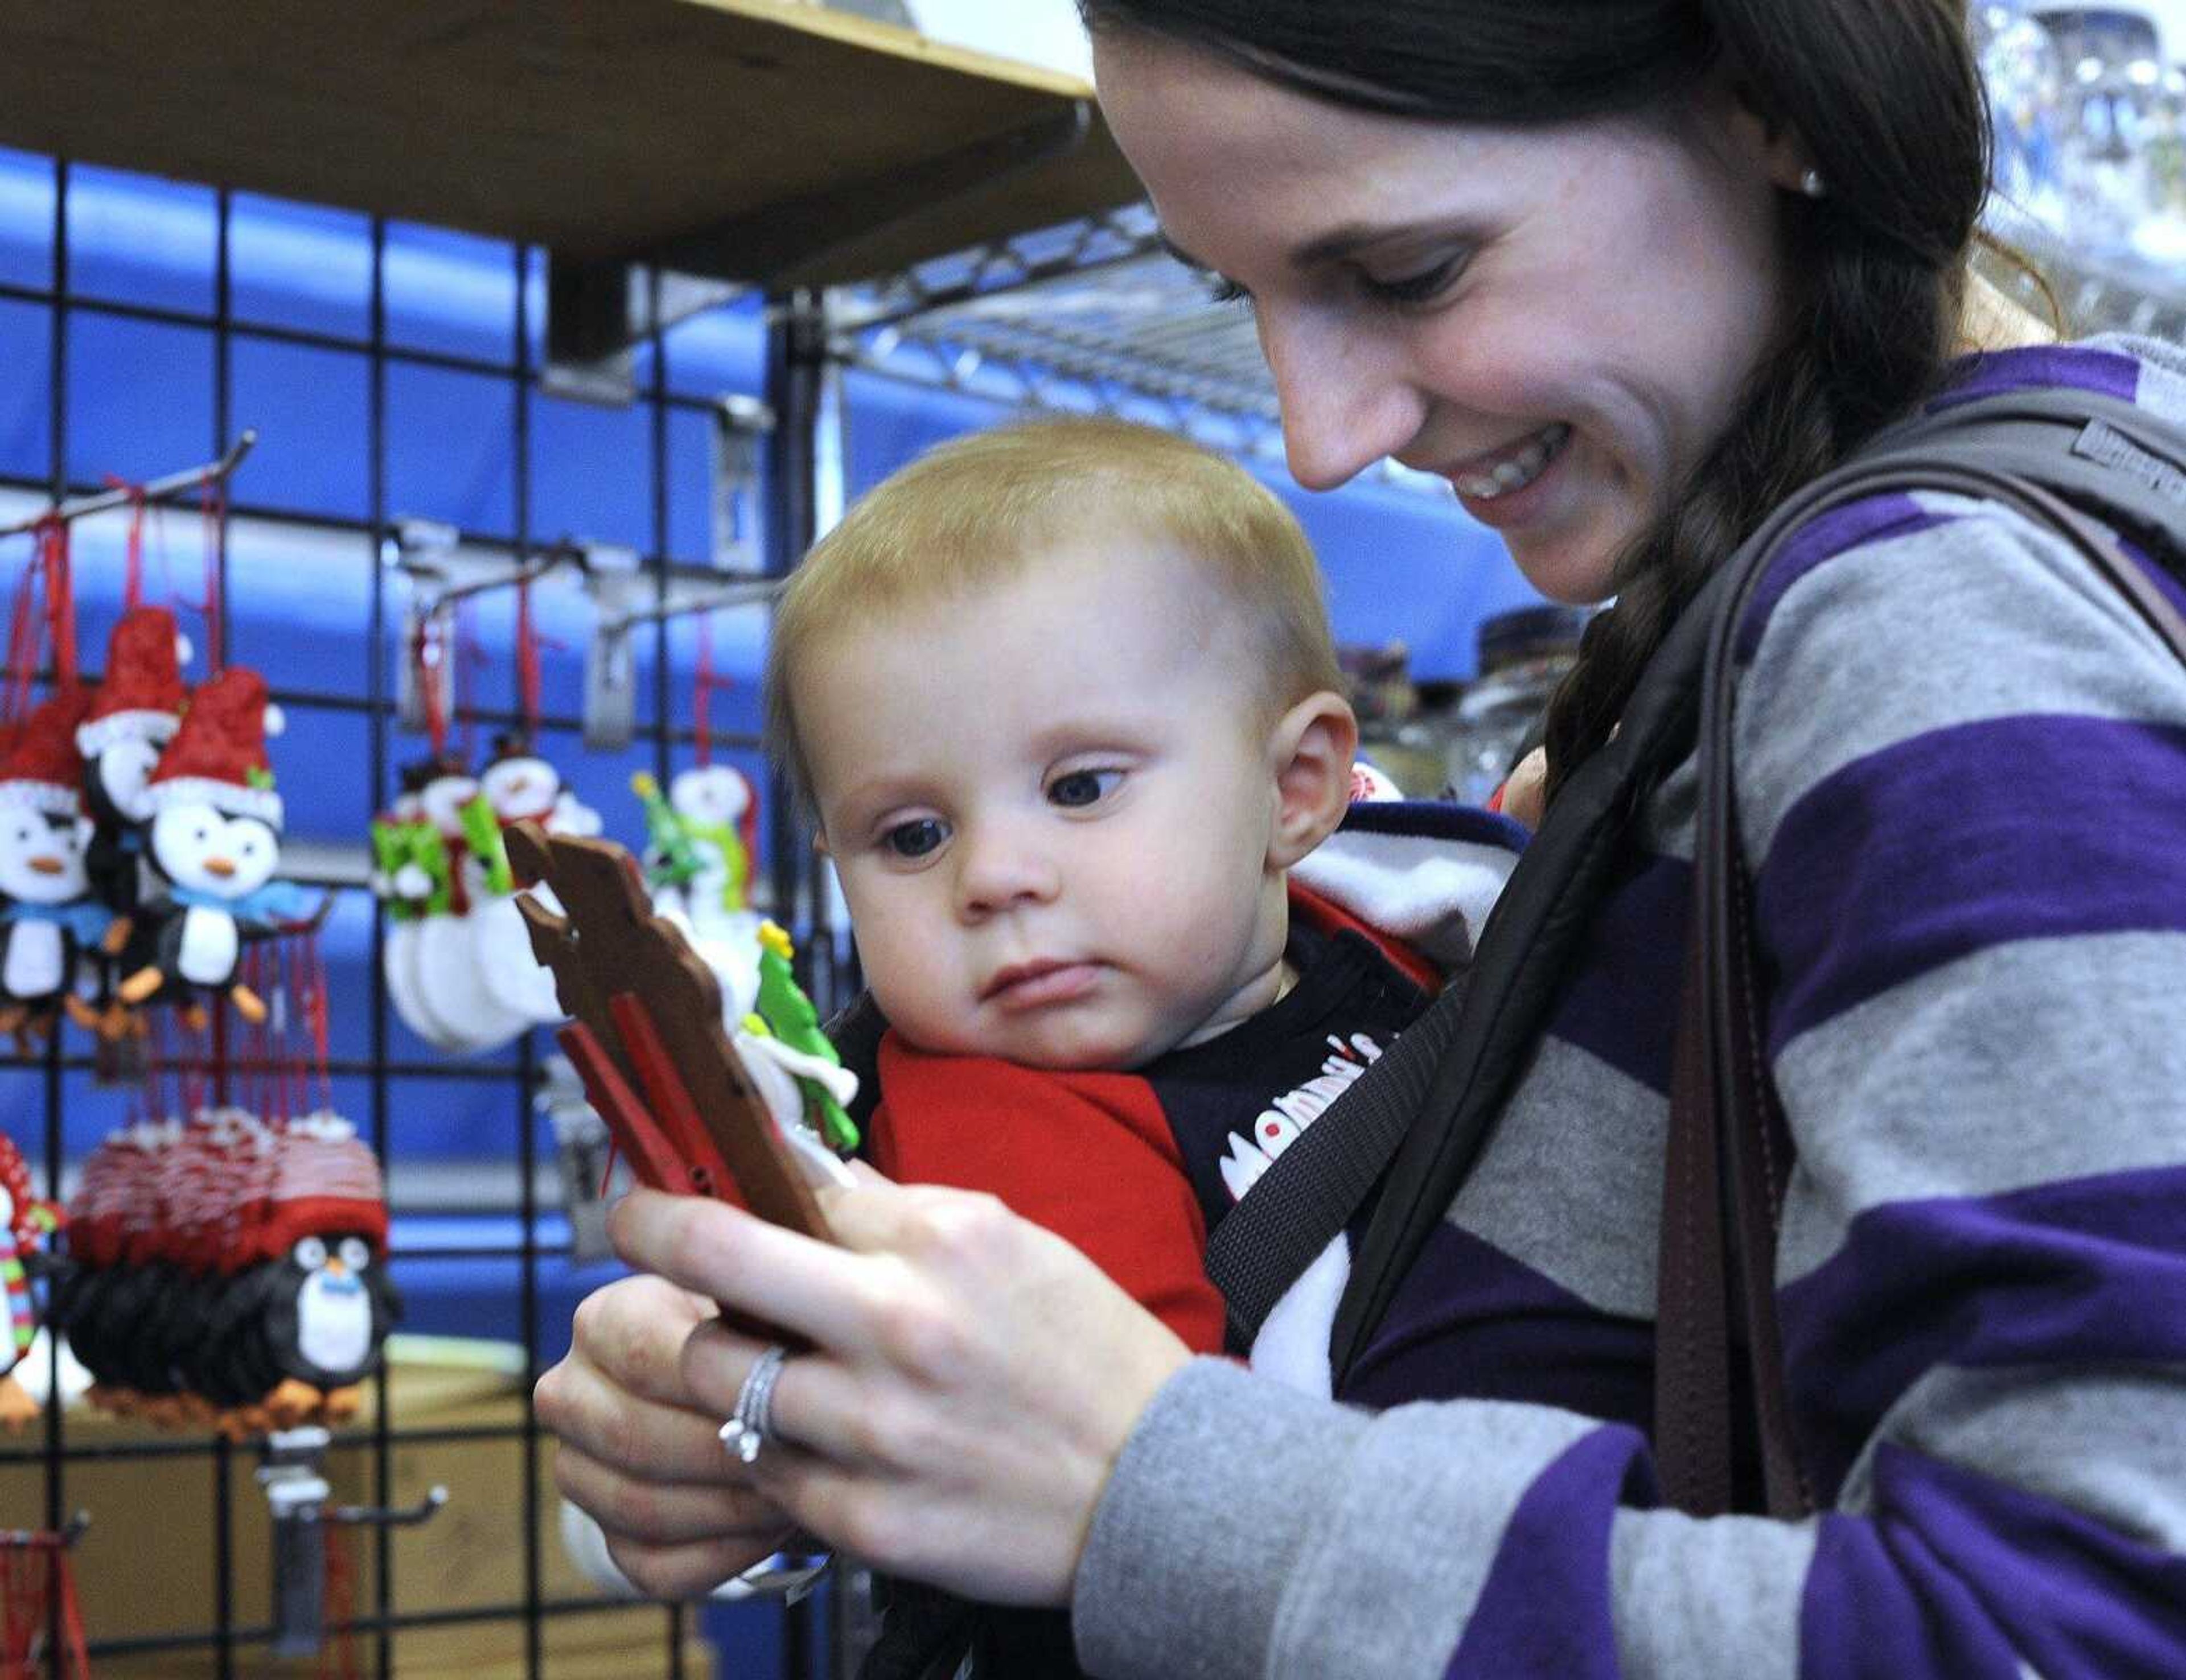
0, 156, 824, 1680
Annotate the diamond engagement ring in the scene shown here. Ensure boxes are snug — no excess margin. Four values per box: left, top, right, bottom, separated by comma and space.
721, 1344, 790, 1465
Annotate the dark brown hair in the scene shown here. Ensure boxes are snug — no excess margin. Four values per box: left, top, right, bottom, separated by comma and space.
1079, 0, 1999, 796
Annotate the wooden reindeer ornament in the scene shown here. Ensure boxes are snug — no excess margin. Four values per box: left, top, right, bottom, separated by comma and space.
504, 822, 836, 1248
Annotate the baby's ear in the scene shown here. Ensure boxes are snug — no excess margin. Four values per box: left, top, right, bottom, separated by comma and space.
1265, 691, 1358, 871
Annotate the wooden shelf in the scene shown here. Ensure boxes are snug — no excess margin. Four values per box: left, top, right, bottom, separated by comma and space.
0, 0, 1144, 286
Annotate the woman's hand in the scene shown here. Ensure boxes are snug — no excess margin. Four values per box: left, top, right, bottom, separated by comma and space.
576, 1171, 1193, 1607
535, 1270, 805, 1598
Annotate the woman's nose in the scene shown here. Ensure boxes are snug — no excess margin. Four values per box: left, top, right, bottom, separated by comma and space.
1256, 302, 1427, 492
952, 823, 1059, 919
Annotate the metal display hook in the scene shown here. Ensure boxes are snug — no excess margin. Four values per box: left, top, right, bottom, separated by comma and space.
582, 569, 778, 752
391, 523, 589, 740
0, 431, 257, 541
258, 1426, 449, 1659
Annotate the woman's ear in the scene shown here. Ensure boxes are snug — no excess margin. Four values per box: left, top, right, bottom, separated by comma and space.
1265, 690, 1358, 871
1709, 57, 1821, 197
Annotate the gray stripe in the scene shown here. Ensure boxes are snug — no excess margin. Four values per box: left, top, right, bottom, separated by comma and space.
1450, 1039, 1665, 1319
1835, 1361, 2186, 1559
1073, 1362, 1599, 1680
1635, 754, 1697, 863
1773, 930, 2186, 1283
1607, 1507, 1818, 1680
1733, 506, 2186, 862
1268, 1399, 1600, 1678
1075, 1360, 1371, 1680
2097, 332, 2186, 422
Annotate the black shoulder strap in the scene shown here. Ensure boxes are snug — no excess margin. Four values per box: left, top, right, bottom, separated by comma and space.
1331, 377, 2186, 1391
1202, 970, 1467, 1350
1328, 587, 1723, 1378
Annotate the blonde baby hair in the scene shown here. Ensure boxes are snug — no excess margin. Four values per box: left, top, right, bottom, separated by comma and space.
763, 416, 1341, 813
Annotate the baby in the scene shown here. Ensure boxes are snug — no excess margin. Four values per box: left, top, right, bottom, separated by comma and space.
766, 417, 1452, 1368
766, 416, 1513, 1680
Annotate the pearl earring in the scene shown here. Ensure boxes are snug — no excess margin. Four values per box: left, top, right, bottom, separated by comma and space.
1798, 167, 1827, 199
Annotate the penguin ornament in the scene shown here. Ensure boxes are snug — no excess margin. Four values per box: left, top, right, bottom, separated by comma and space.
0, 689, 112, 1041
115, 668, 319, 1028
76, 604, 190, 923
208, 1113, 400, 1428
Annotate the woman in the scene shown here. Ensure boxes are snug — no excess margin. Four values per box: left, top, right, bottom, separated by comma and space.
539, 3, 2186, 1673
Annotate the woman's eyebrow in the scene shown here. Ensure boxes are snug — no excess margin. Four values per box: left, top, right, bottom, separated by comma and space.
1158, 219, 1487, 277
1156, 230, 1214, 273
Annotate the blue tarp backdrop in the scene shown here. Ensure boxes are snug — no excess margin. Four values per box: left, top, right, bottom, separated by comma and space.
0, 146, 1538, 1176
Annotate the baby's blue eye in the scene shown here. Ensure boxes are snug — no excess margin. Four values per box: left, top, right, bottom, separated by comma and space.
1048, 769, 1121, 809
884, 818, 947, 859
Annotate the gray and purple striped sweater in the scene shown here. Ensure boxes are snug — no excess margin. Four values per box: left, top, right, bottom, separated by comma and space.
1074, 336, 2186, 1679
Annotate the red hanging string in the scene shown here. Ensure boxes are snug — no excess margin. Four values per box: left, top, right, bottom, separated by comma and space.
199, 470, 225, 676
515, 573, 542, 739
36, 516, 76, 695
102, 478, 149, 612
693, 612, 715, 768
414, 613, 449, 759
454, 600, 486, 763
3, 555, 39, 732
305, 929, 335, 1117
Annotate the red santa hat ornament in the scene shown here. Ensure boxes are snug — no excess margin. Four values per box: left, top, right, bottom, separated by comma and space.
77, 606, 190, 760
0, 687, 92, 817
147, 667, 283, 830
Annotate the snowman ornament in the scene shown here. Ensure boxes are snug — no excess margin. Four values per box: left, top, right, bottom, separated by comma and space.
0, 688, 112, 1040
118, 668, 315, 1027
479, 731, 599, 842
669, 764, 755, 924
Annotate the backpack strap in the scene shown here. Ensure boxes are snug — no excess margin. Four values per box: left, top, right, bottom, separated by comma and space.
1655, 389, 2186, 1517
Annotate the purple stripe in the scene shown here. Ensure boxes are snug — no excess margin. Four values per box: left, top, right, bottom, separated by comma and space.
1805, 1444, 2186, 1679
1735, 496, 1947, 661
1780, 1166, 2186, 1504
1930, 346, 2142, 413
1544, 851, 1687, 1094
1343, 1221, 1654, 1436
1444, 1424, 1653, 1680
1756, 714, 2186, 1051
2125, 535, 2186, 628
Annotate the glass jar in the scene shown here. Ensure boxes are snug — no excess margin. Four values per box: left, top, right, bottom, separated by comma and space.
1443, 605, 1589, 809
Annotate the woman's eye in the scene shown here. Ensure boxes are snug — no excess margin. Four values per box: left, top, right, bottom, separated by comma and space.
1201, 273, 1250, 307
1048, 769, 1122, 809
1359, 254, 1466, 307
882, 818, 947, 860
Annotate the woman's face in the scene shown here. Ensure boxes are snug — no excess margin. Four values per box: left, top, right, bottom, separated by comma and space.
1093, 31, 1797, 604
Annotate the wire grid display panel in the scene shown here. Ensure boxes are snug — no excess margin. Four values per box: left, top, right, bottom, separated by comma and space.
0, 150, 808, 1679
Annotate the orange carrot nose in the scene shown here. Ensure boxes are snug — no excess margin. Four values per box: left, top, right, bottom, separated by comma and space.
326, 1257, 349, 1279
203, 858, 237, 879
27, 856, 63, 876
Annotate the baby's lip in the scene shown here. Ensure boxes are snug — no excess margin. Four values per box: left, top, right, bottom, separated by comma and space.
980, 958, 1099, 1008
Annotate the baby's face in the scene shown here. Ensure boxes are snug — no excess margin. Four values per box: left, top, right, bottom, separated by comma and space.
799, 542, 1289, 1071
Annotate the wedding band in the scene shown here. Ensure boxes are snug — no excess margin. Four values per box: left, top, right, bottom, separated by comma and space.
721, 1343, 790, 1465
